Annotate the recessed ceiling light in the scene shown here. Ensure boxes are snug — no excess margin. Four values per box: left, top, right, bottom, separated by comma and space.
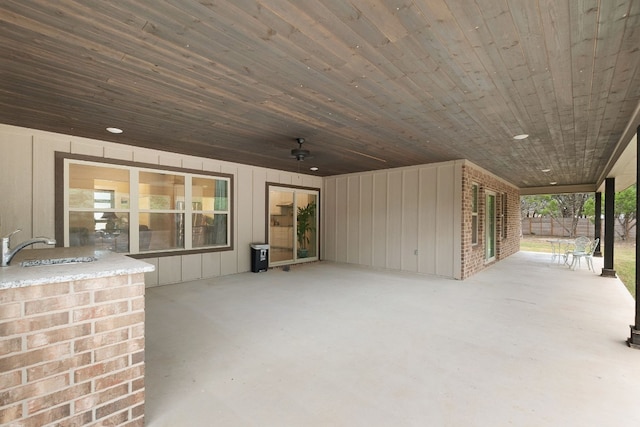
106, 127, 123, 134
310, 167, 319, 171
541, 169, 551, 173
513, 134, 529, 140
550, 181, 558, 185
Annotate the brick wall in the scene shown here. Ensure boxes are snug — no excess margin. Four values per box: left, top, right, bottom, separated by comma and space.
461, 164, 521, 279
0, 273, 145, 426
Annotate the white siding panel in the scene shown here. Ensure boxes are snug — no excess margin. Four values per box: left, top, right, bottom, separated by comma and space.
252, 168, 267, 243
237, 167, 253, 272
221, 163, 239, 276
104, 143, 134, 161
436, 165, 455, 277
71, 139, 103, 157
202, 251, 221, 278
181, 254, 203, 282
335, 177, 348, 262
202, 158, 223, 173
266, 169, 280, 184
347, 176, 360, 264
401, 169, 419, 272
386, 171, 402, 270
159, 154, 182, 168
372, 173, 387, 268
143, 258, 159, 287
0, 132, 32, 237
418, 167, 438, 275
322, 178, 337, 261
182, 156, 204, 171
33, 135, 70, 237
158, 256, 183, 285
359, 174, 373, 266
133, 147, 160, 165
322, 161, 461, 279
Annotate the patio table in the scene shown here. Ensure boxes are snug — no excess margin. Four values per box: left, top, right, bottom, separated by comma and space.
546, 238, 574, 264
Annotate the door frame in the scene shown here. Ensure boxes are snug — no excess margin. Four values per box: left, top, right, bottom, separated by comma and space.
266, 183, 320, 267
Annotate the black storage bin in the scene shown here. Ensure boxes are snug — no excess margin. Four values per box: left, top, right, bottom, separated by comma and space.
250, 244, 269, 272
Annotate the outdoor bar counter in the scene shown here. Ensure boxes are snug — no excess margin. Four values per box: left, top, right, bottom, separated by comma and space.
0, 247, 154, 426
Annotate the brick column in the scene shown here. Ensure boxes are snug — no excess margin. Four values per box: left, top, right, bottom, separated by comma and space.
0, 273, 146, 425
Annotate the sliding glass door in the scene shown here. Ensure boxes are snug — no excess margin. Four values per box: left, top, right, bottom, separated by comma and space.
268, 186, 318, 266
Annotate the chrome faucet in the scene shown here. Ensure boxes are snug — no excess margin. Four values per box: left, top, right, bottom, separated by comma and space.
2, 229, 57, 267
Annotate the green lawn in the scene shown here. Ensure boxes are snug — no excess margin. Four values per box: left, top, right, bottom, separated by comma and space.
520, 236, 636, 298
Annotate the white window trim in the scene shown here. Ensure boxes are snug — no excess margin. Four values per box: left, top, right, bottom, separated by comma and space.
58, 154, 233, 256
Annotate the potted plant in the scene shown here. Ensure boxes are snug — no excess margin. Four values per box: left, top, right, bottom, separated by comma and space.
296, 201, 316, 258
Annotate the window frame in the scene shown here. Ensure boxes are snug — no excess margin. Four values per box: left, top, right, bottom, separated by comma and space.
471, 183, 479, 246
55, 152, 234, 258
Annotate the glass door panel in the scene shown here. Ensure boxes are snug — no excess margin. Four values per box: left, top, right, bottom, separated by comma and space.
296, 193, 317, 259
486, 193, 496, 262
268, 186, 319, 266
269, 190, 294, 263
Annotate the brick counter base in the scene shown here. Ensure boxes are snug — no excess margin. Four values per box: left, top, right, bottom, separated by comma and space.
0, 273, 145, 426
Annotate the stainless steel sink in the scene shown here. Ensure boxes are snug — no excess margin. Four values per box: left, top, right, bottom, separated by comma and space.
20, 256, 97, 267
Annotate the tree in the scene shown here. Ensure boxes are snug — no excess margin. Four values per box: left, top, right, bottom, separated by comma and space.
615, 185, 636, 240
582, 185, 637, 240
521, 193, 592, 237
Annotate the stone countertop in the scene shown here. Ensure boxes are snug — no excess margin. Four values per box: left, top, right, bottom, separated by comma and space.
0, 247, 155, 289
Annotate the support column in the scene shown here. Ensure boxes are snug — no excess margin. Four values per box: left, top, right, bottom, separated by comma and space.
628, 125, 640, 348
601, 177, 616, 277
594, 192, 602, 257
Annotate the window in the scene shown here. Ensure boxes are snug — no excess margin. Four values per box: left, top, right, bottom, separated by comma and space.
471, 183, 479, 245
58, 154, 232, 256
501, 193, 507, 239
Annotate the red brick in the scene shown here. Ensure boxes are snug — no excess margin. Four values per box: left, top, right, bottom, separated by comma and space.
0, 342, 70, 372
75, 383, 128, 411
97, 409, 129, 425
94, 312, 144, 333
131, 324, 144, 338
0, 282, 70, 304
123, 416, 145, 427
95, 365, 144, 391
131, 377, 144, 392
27, 323, 92, 349
59, 410, 93, 426
94, 283, 145, 303
27, 382, 91, 414
96, 389, 144, 420
74, 329, 129, 353
27, 352, 92, 382
0, 373, 69, 406
0, 311, 69, 336
131, 350, 144, 366
73, 300, 129, 322
0, 370, 22, 389
131, 402, 144, 419
21, 404, 70, 426
0, 302, 22, 319
74, 355, 129, 383
24, 292, 90, 315
95, 338, 144, 363
73, 275, 129, 292
131, 296, 144, 311
0, 404, 23, 424
0, 336, 22, 356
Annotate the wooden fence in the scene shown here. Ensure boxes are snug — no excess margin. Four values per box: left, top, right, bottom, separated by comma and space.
521, 217, 636, 240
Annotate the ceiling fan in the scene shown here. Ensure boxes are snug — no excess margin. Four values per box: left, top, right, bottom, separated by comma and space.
290, 137, 313, 161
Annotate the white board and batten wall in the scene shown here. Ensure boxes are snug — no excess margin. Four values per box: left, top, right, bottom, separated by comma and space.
0, 124, 322, 286
322, 161, 464, 279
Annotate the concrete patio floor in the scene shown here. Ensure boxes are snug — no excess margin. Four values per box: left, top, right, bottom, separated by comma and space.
144, 251, 640, 426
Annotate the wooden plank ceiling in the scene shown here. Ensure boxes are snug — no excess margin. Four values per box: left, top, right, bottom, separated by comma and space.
1, 0, 639, 189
